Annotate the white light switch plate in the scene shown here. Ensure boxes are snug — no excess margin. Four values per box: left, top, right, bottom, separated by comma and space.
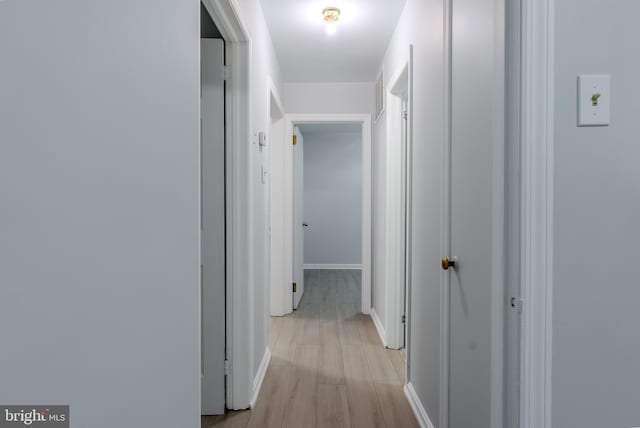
578, 74, 610, 126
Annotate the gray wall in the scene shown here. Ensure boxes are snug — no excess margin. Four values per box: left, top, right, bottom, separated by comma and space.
552, 1, 640, 427
301, 125, 362, 266
374, 0, 444, 421
0, 1, 200, 427
237, 0, 284, 389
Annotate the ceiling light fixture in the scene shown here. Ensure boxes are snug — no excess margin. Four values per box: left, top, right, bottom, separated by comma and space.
322, 7, 340, 35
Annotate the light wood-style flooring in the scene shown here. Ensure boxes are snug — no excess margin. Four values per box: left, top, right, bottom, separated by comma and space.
202, 269, 418, 428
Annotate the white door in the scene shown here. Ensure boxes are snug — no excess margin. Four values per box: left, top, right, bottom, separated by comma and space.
447, 0, 503, 426
201, 38, 225, 415
292, 126, 304, 309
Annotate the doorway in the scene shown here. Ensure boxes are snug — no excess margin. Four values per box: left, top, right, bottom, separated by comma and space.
200, 2, 226, 416
270, 114, 372, 317
295, 123, 364, 311
384, 49, 413, 355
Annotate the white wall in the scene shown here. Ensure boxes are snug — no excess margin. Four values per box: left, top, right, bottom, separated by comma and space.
372, 100, 388, 335
301, 128, 362, 266
0, 1, 200, 427
552, 1, 640, 427
374, 0, 445, 422
236, 0, 284, 399
284, 82, 374, 114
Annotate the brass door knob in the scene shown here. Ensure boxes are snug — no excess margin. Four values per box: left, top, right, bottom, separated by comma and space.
441, 257, 456, 270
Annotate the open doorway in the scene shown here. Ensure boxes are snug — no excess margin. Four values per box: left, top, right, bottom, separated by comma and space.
294, 123, 364, 312
384, 48, 413, 360
270, 114, 372, 317
200, 2, 226, 416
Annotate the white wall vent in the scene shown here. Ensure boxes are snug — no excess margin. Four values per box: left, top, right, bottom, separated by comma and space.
375, 69, 385, 121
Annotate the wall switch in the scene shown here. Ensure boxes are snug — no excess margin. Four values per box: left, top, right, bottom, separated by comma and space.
578, 74, 610, 126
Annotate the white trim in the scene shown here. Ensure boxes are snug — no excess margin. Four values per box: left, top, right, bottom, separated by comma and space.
404, 45, 415, 387
384, 53, 412, 351
267, 76, 287, 317
303, 264, 362, 270
374, 66, 386, 122
250, 348, 271, 408
490, 0, 507, 427
204, 0, 253, 411
404, 383, 436, 428
520, 0, 554, 426
369, 307, 387, 347
439, 0, 453, 426
283, 113, 372, 315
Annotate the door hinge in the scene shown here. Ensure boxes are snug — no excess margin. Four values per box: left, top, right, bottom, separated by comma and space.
403, 110, 408, 120
224, 359, 232, 375
510, 296, 524, 314
292, 135, 297, 146
401, 314, 406, 324
293, 282, 297, 293
223, 65, 229, 81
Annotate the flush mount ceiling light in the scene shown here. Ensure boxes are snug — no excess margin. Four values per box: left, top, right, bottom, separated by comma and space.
322, 7, 341, 23
322, 7, 341, 35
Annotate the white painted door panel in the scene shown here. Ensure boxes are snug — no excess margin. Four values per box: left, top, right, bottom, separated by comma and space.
292, 127, 304, 309
201, 39, 225, 415
448, 0, 501, 426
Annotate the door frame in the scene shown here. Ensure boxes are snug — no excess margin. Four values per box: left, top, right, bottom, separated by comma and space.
200, 37, 227, 415
439, 0, 507, 426
202, 0, 252, 411
281, 113, 372, 315
384, 47, 414, 351
268, 77, 287, 316
516, 0, 555, 426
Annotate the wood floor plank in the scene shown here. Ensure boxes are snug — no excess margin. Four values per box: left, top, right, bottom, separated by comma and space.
201, 411, 251, 428
356, 315, 384, 346
201, 415, 224, 428
387, 349, 407, 384
271, 317, 298, 366
337, 303, 359, 321
296, 305, 320, 345
282, 344, 319, 428
320, 320, 340, 344
247, 364, 292, 428
319, 297, 338, 320
373, 381, 420, 428
364, 344, 401, 383
225, 270, 417, 428
319, 342, 345, 384
269, 316, 284, 350
317, 383, 351, 428
344, 381, 386, 428
341, 337, 386, 428
341, 343, 370, 383
338, 319, 362, 345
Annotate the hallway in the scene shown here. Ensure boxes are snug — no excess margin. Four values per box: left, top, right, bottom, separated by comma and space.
201, 270, 418, 428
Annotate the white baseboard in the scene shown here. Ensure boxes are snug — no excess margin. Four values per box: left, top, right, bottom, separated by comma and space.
303, 264, 362, 270
369, 307, 387, 347
404, 382, 435, 428
250, 348, 271, 408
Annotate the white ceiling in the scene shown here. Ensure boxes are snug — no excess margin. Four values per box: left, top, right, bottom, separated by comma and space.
260, 0, 407, 82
